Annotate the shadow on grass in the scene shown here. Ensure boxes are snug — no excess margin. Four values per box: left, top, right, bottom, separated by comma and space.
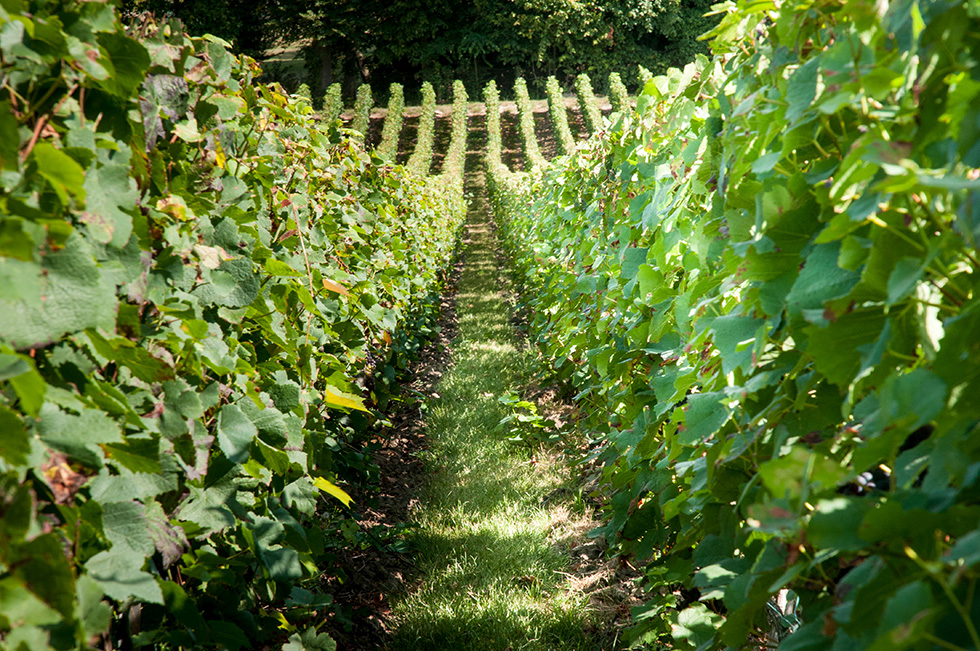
392, 526, 592, 651
391, 602, 593, 651
386, 118, 605, 649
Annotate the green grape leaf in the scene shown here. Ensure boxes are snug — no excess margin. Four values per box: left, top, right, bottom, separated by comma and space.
216, 403, 256, 464
670, 603, 722, 648
0, 233, 117, 350
283, 628, 337, 651
102, 500, 155, 556
75, 575, 112, 640
11, 533, 77, 618
0, 404, 30, 466
709, 315, 764, 375
948, 531, 980, 568
283, 477, 317, 516
96, 31, 150, 97
807, 498, 871, 551
85, 331, 174, 384
192, 257, 259, 308
869, 581, 933, 651
0, 103, 19, 170
803, 309, 885, 387
145, 501, 188, 569
760, 447, 845, 500
207, 620, 249, 651
88, 464, 177, 503
31, 142, 86, 203
103, 435, 161, 474
621, 247, 649, 281
0, 353, 47, 417
176, 480, 237, 535
81, 158, 138, 247
37, 403, 123, 468
885, 256, 925, 306
160, 581, 209, 641
0, 576, 62, 631
785, 57, 820, 124
785, 242, 859, 314
85, 547, 163, 605
680, 392, 731, 446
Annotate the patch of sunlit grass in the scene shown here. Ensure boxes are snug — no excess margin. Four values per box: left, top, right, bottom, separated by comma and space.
388, 215, 602, 651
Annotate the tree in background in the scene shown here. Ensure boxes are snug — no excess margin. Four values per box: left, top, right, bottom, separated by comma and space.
120, 0, 279, 56
123, 0, 719, 99
286, 0, 474, 101
273, 0, 378, 99
364, 0, 720, 94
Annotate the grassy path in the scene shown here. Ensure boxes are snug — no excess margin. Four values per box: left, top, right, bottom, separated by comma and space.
387, 117, 603, 649
388, 216, 597, 650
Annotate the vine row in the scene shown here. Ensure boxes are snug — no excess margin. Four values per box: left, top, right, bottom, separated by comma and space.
406, 82, 436, 177
492, 0, 980, 648
376, 82, 405, 161
0, 7, 464, 649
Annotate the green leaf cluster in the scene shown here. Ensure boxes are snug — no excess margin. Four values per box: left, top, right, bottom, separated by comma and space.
484, 80, 504, 175
493, 0, 980, 648
295, 83, 311, 104
637, 64, 653, 89
0, 3, 463, 649
483, 80, 530, 224
436, 79, 469, 196
608, 71, 629, 116
321, 82, 342, 124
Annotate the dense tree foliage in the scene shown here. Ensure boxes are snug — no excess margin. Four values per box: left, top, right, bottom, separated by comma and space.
120, 0, 278, 55
338, 0, 718, 97
123, 0, 718, 99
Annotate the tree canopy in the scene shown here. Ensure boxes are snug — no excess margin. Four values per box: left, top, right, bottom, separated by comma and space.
121, 0, 279, 55
123, 0, 718, 98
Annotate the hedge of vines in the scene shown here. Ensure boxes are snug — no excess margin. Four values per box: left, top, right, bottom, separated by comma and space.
405, 82, 436, 177
350, 83, 373, 144
436, 80, 469, 194
493, 0, 980, 649
375, 82, 405, 161
295, 83, 312, 105
514, 77, 546, 170
483, 80, 521, 204
608, 72, 629, 116
637, 65, 653, 91
546, 76, 576, 157
322, 82, 342, 124
574, 73, 602, 136
0, 4, 464, 650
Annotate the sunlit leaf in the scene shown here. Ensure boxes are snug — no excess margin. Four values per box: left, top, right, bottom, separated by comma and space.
312, 476, 353, 508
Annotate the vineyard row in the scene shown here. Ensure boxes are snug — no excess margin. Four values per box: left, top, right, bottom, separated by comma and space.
487, 0, 980, 649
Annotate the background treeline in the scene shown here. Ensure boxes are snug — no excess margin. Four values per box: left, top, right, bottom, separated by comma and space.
121, 0, 718, 102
